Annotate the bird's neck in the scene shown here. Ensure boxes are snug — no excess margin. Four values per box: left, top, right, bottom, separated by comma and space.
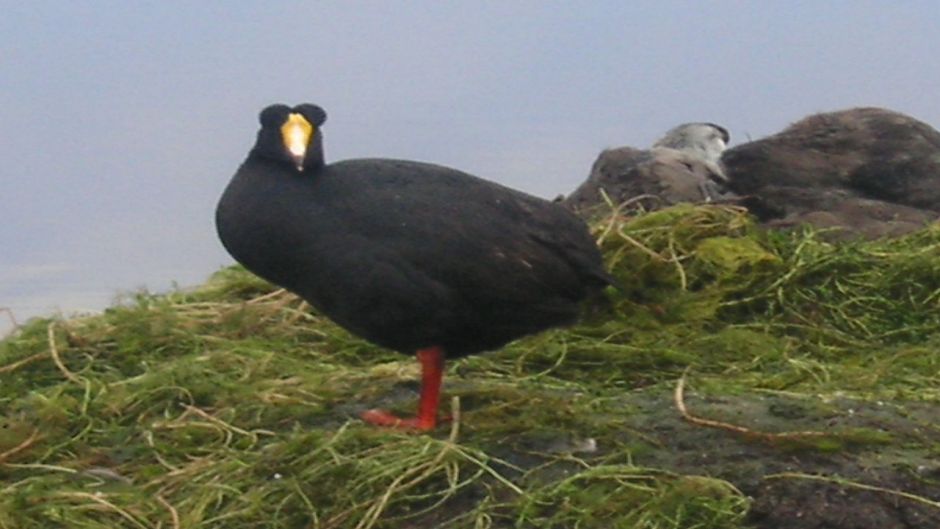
301, 136, 326, 170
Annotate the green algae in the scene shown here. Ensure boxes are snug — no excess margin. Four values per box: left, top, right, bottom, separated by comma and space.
2, 204, 940, 528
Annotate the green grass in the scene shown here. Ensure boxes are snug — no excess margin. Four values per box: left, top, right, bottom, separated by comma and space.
2, 204, 940, 528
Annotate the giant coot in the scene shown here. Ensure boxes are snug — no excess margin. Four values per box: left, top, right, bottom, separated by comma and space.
216, 104, 612, 430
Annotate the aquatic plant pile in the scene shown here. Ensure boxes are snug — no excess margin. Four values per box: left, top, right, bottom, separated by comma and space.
2, 204, 939, 528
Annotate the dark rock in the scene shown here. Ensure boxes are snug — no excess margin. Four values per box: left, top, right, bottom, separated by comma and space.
564, 123, 731, 217
723, 107, 940, 238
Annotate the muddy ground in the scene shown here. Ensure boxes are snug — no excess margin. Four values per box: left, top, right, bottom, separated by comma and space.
366, 380, 940, 529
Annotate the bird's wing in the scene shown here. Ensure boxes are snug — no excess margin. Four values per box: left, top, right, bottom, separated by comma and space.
321, 160, 608, 306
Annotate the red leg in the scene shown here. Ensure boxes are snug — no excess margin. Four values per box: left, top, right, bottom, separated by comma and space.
361, 346, 445, 431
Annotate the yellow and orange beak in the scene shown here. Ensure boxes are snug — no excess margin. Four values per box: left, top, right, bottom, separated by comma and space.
280, 113, 314, 171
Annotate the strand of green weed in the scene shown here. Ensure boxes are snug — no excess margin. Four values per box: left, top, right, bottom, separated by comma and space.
353, 398, 464, 529
52, 491, 153, 529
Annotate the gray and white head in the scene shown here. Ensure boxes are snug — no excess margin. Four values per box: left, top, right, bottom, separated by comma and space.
652, 122, 730, 188
653, 123, 729, 164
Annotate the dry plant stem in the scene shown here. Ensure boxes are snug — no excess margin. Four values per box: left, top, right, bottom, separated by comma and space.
285, 300, 312, 324
0, 428, 41, 464
765, 472, 940, 510
449, 396, 461, 440
667, 234, 688, 290
0, 351, 48, 374
181, 404, 259, 443
675, 370, 830, 441
594, 189, 659, 245
53, 492, 151, 529
245, 288, 288, 304
47, 323, 83, 385
156, 495, 181, 529
617, 230, 667, 261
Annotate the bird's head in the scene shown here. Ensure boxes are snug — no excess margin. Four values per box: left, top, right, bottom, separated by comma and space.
254, 103, 328, 171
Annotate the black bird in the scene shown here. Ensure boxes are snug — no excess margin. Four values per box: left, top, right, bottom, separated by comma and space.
216, 104, 612, 430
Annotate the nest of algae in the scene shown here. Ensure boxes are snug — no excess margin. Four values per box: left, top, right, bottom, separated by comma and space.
2, 204, 940, 529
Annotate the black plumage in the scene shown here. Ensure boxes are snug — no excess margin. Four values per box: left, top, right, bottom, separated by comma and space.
216, 104, 612, 429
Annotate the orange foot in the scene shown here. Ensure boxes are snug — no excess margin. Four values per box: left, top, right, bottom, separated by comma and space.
360, 409, 447, 431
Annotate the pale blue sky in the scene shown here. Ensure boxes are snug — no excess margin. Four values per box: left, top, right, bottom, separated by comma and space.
3, 1, 939, 334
